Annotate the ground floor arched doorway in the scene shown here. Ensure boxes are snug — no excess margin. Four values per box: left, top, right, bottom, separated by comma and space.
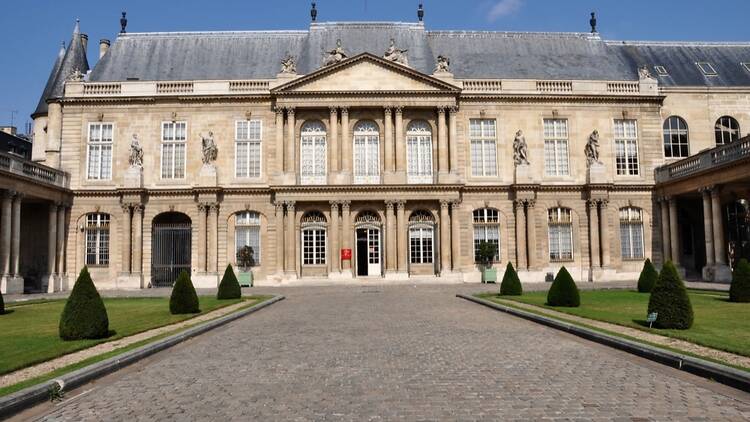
151, 212, 191, 287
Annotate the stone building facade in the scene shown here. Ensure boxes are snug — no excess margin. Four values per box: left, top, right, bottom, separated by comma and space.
13, 16, 749, 292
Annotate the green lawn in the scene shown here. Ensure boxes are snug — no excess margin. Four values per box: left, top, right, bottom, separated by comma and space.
0, 296, 265, 376
478, 289, 750, 357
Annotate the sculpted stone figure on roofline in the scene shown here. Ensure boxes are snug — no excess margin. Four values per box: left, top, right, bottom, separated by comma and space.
323, 39, 347, 66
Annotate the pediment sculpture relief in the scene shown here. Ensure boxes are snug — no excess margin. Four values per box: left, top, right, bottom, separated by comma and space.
383, 39, 409, 66
280, 55, 297, 74
434, 55, 450, 74
202, 131, 218, 165
323, 39, 348, 67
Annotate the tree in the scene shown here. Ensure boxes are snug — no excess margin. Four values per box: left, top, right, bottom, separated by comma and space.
637, 258, 658, 293
547, 266, 580, 307
169, 270, 200, 314
499, 262, 523, 296
475, 241, 497, 270
729, 258, 750, 303
217, 264, 242, 300
59, 267, 110, 340
647, 261, 693, 329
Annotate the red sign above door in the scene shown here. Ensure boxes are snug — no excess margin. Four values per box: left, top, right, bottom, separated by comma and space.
341, 248, 352, 260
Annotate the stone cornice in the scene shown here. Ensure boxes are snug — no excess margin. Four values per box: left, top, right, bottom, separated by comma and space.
459, 94, 665, 104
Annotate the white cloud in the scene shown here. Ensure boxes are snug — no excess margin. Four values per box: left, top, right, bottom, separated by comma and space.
487, 0, 523, 22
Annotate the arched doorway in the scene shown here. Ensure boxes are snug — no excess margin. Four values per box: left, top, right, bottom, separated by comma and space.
151, 212, 191, 287
354, 210, 382, 277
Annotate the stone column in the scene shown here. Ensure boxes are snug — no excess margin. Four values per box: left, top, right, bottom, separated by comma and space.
384, 108, 394, 174
451, 201, 461, 271
285, 107, 295, 174
46, 102, 62, 168
11, 193, 22, 275
285, 201, 296, 274
56, 205, 66, 275
329, 201, 340, 273
449, 106, 458, 174
121, 204, 132, 274
394, 107, 405, 174
197, 203, 207, 272
711, 187, 726, 265
437, 107, 448, 174
340, 108, 350, 177
701, 189, 715, 266
329, 107, 339, 173
341, 201, 351, 273
660, 198, 671, 262
275, 202, 285, 274
47, 202, 57, 277
514, 200, 527, 270
588, 200, 600, 269
385, 201, 396, 271
0, 191, 13, 276
439, 200, 451, 274
132, 205, 143, 274
208, 204, 219, 273
526, 200, 537, 269
599, 200, 611, 267
668, 197, 680, 266
275, 107, 285, 174
396, 200, 407, 272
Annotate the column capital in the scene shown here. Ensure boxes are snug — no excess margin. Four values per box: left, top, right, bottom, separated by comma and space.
394, 106, 403, 115
340, 200, 351, 211
450, 200, 462, 210
437, 106, 447, 115
121, 203, 132, 213
285, 107, 295, 115
197, 203, 208, 212
284, 200, 296, 211
449, 105, 459, 114
132, 204, 144, 214
275, 202, 285, 214
12, 192, 24, 201
274, 106, 284, 115
513, 199, 526, 210
440, 199, 450, 209
2, 190, 16, 200
329, 200, 340, 210
525, 199, 535, 208
599, 199, 609, 209
340, 107, 349, 116
384, 106, 392, 115
395, 200, 406, 210
329, 106, 338, 114
208, 203, 219, 214
587, 199, 599, 210
385, 200, 395, 210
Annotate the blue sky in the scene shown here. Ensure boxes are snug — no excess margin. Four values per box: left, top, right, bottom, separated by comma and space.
2, 0, 749, 129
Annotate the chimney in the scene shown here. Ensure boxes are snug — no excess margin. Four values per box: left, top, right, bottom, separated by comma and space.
80, 33, 88, 53
99, 39, 111, 59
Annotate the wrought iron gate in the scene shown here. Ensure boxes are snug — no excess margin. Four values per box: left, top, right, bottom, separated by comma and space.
151, 222, 191, 287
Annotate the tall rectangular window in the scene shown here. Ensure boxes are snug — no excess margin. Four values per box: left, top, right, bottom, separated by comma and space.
85, 213, 110, 266
614, 120, 639, 175
235, 120, 262, 178
87, 123, 113, 180
543, 119, 569, 176
235, 211, 261, 265
548, 208, 573, 262
620, 207, 644, 260
161, 122, 187, 179
302, 229, 326, 265
469, 119, 497, 176
409, 227, 434, 264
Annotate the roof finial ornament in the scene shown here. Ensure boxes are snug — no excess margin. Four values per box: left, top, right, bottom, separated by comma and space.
417, 3, 424, 22
73, 19, 80, 34
589, 12, 597, 34
311, 2, 317, 22
120, 11, 128, 34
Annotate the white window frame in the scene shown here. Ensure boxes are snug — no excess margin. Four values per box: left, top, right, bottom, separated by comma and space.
543, 119, 570, 177
742, 63, 750, 73
86, 122, 114, 180
85, 213, 110, 266
235, 211, 261, 265
619, 207, 645, 260
473, 208, 500, 262
235, 120, 263, 179
160, 121, 187, 179
469, 119, 498, 177
696, 62, 718, 76
406, 120, 433, 184
302, 227, 327, 265
300, 121, 327, 185
548, 208, 573, 262
654, 65, 668, 76
353, 120, 380, 184
663, 116, 689, 158
715, 116, 741, 146
409, 226, 434, 264
614, 119, 640, 176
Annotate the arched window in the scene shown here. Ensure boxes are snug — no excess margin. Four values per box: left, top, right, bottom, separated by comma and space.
663, 116, 689, 158
353, 120, 380, 184
619, 207, 644, 260
235, 211, 261, 266
409, 210, 435, 264
300, 121, 327, 184
548, 208, 573, 262
715, 116, 740, 146
406, 120, 433, 184
85, 213, 110, 266
473, 208, 500, 262
301, 211, 327, 265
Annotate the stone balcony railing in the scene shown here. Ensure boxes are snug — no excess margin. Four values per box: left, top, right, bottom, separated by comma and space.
655, 135, 750, 183
0, 151, 69, 188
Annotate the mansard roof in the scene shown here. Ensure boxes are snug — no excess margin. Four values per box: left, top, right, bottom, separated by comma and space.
82, 21, 750, 88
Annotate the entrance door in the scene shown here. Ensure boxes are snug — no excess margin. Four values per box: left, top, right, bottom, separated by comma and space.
355, 227, 381, 277
152, 212, 192, 287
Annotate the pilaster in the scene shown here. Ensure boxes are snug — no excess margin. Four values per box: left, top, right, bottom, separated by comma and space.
450, 201, 461, 271
439, 200, 451, 274
329, 201, 340, 274
514, 199, 527, 270
340, 201, 352, 275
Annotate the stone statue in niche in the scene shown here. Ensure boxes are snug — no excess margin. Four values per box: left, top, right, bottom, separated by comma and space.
638, 65, 655, 80
513, 130, 530, 166
323, 39, 347, 66
128, 134, 143, 167
585, 130, 602, 166
201, 131, 218, 165
434, 55, 450, 74
280, 55, 297, 74
383, 39, 409, 66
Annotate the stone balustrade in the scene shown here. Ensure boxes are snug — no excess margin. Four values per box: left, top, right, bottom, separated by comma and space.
655, 135, 750, 183
0, 151, 69, 188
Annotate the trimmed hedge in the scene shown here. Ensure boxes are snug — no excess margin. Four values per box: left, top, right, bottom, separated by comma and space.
169, 270, 200, 314
647, 261, 693, 329
217, 264, 242, 300
59, 267, 110, 340
637, 258, 658, 293
729, 258, 750, 303
499, 262, 522, 296
547, 266, 580, 307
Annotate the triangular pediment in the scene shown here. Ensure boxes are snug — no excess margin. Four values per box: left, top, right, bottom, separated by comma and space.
272, 53, 460, 94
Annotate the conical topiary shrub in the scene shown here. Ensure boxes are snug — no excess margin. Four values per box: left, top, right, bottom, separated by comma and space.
729, 258, 750, 303
647, 261, 693, 329
637, 258, 658, 293
169, 270, 200, 314
59, 267, 110, 340
499, 262, 523, 296
217, 264, 242, 300
547, 266, 580, 307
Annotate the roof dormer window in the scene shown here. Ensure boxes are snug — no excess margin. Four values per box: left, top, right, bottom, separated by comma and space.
654, 65, 668, 76
742, 63, 750, 73
696, 62, 718, 76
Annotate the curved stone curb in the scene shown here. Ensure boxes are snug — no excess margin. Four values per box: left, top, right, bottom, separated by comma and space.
457, 294, 750, 393
0, 295, 285, 419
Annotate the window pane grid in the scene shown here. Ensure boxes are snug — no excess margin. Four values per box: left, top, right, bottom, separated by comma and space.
85, 213, 110, 266
615, 120, 639, 176
87, 123, 113, 180
715, 116, 740, 146
409, 227, 434, 264
470, 119, 497, 177
543, 119, 569, 176
302, 228, 327, 265
162, 122, 187, 179
235, 120, 262, 178
548, 208, 573, 261
619, 207, 644, 259
663, 116, 689, 158
235, 211, 261, 265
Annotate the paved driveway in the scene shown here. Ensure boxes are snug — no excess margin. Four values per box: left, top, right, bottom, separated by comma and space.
17, 285, 750, 421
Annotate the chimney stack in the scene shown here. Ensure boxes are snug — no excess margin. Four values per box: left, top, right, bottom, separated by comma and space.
99, 39, 111, 59
80, 33, 88, 53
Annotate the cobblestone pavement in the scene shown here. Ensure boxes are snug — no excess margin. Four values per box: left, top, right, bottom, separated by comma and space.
18, 285, 750, 421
